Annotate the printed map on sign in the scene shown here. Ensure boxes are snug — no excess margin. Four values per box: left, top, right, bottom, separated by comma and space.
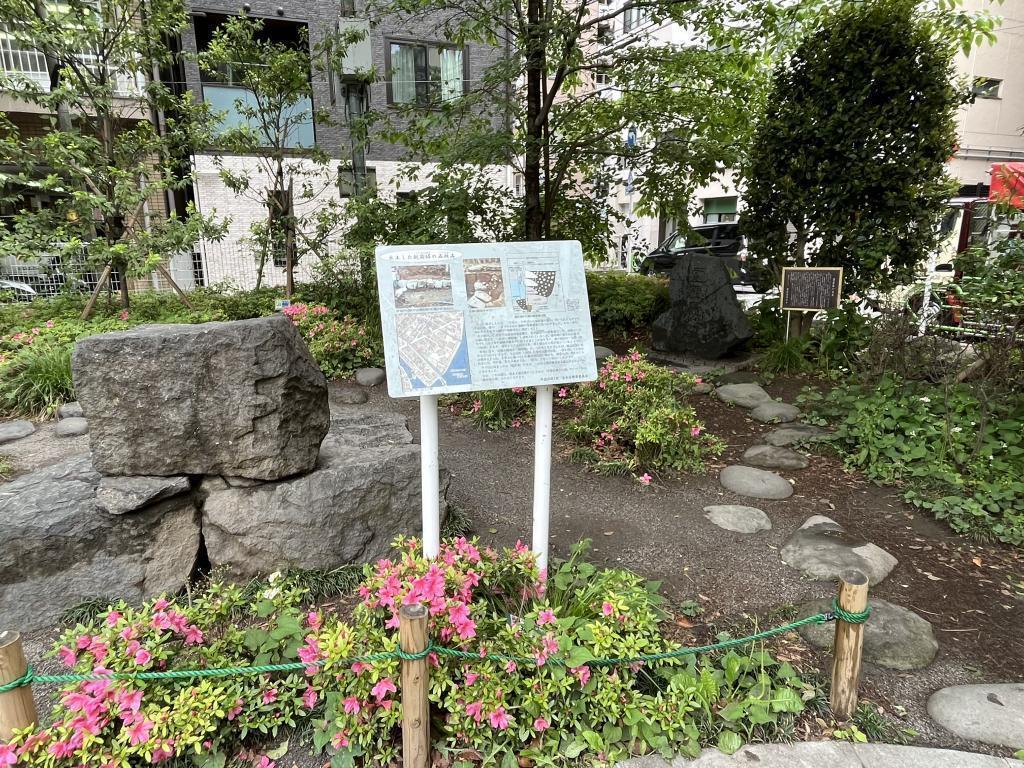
376, 241, 597, 397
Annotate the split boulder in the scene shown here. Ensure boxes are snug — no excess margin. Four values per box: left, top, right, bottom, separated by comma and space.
781, 515, 897, 586
72, 315, 329, 480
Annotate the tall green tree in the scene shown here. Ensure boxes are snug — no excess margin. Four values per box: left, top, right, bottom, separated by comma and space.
0, 0, 224, 312
742, 0, 964, 299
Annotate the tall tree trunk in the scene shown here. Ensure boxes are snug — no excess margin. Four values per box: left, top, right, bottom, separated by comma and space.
523, 0, 544, 241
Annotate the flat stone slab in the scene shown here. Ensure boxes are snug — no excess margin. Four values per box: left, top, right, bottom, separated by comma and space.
96, 475, 191, 515
703, 504, 771, 533
928, 683, 1024, 748
742, 444, 809, 470
798, 598, 937, 670
692, 382, 714, 395
715, 383, 772, 409
57, 401, 84, 419
331, 387, 369, 405
619, 743, 1021, 768
0, 420, 35, 445
355, 367, 386, 387
719, 465, 793, 500
780, 515, 897, 586
750, 401, 800, 423
595, 345, 615, 363
763, 424, 831, 447
54, 417, 88, 437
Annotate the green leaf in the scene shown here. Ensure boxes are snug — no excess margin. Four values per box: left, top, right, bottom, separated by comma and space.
265, 741, 289, 760
771, 687, 805, 713
565, 645, 596, 668
718, 701, 746, 722
717, 730, 744, 755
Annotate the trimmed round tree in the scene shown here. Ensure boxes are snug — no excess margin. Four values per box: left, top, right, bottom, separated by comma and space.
742, 0, 960, 297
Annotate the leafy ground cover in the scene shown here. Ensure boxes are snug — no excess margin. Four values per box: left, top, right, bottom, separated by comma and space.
4, 539, 821, 768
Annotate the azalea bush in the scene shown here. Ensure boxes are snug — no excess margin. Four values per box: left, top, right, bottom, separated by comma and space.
281, 303, 382, 379
564, 351, 723, 480
442, 387, 535, 431
3, 539, 818, 768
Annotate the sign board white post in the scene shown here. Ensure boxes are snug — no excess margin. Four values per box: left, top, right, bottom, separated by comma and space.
375, 241, 597, 570
419, 394, 441, 558
531, 385, 554, 572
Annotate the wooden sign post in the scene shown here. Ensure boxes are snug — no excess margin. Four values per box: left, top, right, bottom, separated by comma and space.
780, 267, 844, 340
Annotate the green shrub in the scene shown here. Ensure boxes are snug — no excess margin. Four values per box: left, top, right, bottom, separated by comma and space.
802, 375, 1024, 546
810, 305, 872, 375
758, 337, 813, 376
282, 303, 382, 378
5, 538, 817, 768
747, 298, 784, 348
442, 387, 535, 431
585, 270, 669, 334
564, 351, 723, 480
0, 341, 74, 417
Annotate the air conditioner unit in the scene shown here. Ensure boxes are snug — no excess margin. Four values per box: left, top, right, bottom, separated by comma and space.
336, 18, 372, 76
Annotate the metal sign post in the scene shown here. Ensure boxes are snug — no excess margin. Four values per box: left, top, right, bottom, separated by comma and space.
375, 242, 598, 569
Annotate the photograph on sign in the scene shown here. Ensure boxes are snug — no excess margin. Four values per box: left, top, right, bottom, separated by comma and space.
780, 267, 844, 311
376, 241, 598, 398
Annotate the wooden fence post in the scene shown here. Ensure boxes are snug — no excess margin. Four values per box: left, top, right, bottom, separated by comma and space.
0, 631, 38, 740
830, 570, 869, 721
399, 605, 430, 768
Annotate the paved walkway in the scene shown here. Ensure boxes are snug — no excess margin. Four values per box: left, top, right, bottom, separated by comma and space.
621, 743, 1024, 767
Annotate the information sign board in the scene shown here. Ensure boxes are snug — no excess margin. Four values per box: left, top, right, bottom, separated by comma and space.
780, 267, 844, 311
376, 241, 598, 398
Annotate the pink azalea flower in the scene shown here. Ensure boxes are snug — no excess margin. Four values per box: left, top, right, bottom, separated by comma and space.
505, 660, 517, 673
572, 666, 591, 685
76, 636, 91, 650
151, 744, 174, 764
465, 672, 479, 686
226, 701, 243, 721
115, 689, 143, 716
533, 717, 550, 732
306, 611, 322, 630
58, 646, 77, 667
184, 626, 204, 646
371, 678, 396, 701
331, 732, 349, 749
465, 701, 483, 723
256, 757, 276, 768
489, 707, 509, 730
537, 609, 556, 626
152, 598, 169, 611
127, 718, 153, 746
351, 661, 370, 676
302, 687, 317, 709
602, 601, 614, 617
690, 426, 702, 437
262, 689, 277, 705
343, 696, 361, 715
0, 743, 16, 766
133, 649, 151, 666
639, 473, 652, 485
105, 611, 122, 627
558, 388, 568, 398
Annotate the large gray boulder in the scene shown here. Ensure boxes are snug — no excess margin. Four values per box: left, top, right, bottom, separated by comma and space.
715, 383, 772, 409
96, 475, 191, 515
780, 515, 897, 586
719, 465, 794, 499
651, 254, 753, 359
797, 598, 938, 670
72, 316, 329, 481
703, 504, 771, 533
201, 410, 447, 579
0, 457, 200, 631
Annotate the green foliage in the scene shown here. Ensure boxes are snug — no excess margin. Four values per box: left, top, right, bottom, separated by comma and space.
811, 306, 873, 375
0, 341, 74, 417
802, 376, 1024, 546
443, 388, 535, 431
747, 299, 785, 348
6, 539, 818, 767
757, 337, 812, 376
743, 0, 961, 292
0, 0, 224, 303
585, 271, 670, 335
0, 454, 11, 481
850, 702, 917, 745
282, 303, 382, 378
564, 351, 723, 479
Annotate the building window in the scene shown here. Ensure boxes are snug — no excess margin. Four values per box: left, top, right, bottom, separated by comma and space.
596, 22, 613, 44
702, 196, 737, 223
594, 66, 611, 86
622, 6, 645, 33
972, 77, 1001, 99
387, 40, 465, 105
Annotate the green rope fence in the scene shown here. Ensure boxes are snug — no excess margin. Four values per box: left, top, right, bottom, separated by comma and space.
0, 599, 869, 696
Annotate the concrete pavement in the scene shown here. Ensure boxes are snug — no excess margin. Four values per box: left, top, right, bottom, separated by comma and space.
621, 743, 1024, 767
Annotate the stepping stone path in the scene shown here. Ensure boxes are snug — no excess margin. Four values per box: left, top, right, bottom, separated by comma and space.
764, 423, 830, 447
715, 382, 772, 409
355, 367, 386, 387
742, 444, 809, 470
54, 417, 88, 438
928, 683, 1024, 748
703, 504, 771, 533
0, 419, 35, 445
594, 345, 615, 363
58, 401, 84, 419
797, 597, 938, 670
780, 515, 898, 585
719, 465, 793, 500
750, 401, 800, 423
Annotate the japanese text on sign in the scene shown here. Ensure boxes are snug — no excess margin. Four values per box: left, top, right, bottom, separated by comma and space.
780, 267, 844, 311
376, 241, 598, 398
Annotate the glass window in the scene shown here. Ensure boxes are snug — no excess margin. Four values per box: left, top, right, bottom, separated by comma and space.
702, 196, 737, 223
388, 41, 464, 105
972, 77, 1001, 99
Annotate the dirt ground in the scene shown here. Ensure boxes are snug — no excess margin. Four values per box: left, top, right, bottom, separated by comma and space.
364, 372, 1023, 759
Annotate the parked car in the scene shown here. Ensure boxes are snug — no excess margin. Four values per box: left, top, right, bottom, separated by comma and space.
636, 221, 771, 291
